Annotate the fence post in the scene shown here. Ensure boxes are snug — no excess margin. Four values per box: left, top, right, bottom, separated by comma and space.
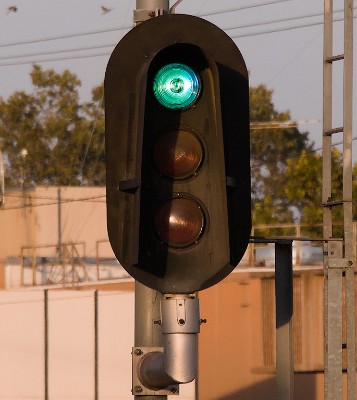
44, 289, 49, 400
275, 241, 294, 400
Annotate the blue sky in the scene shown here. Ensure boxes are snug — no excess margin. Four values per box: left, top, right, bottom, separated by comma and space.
0, 0, 355, 155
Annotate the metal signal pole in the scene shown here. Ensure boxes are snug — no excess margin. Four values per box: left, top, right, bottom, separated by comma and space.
323, 1, 355, 399
134, 0, 169, 25
133, 3, 170, 400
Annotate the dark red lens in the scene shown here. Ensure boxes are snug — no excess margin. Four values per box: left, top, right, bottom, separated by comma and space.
153, 130, 203, 179
154, 197, 205, 247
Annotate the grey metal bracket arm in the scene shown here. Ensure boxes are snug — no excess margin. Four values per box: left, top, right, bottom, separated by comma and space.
132, 294, 201, 396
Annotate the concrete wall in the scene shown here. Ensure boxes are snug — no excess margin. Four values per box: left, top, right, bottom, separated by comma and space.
1, 268, 355, 399
1, 191, 37, 259
197, 271, 356, 400
1, 186, 115, 260
0, 287, 195, 400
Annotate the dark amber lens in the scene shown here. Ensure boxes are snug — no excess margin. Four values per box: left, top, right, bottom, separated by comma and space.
154, 198, 205, 247
153, 130, 203, 179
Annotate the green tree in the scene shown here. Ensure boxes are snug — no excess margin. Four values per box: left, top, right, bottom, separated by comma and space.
285, 149, 345, 236
250, 84, 313, 224
0, 65, 105, 186
6, 68, 346, 233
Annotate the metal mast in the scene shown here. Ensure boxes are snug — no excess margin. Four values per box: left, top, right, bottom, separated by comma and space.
322, 1, 355, 399
132, 2, 169, 399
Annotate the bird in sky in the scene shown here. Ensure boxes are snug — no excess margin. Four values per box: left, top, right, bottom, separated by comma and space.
101, 5, 113, 15
6, 5, 17, 14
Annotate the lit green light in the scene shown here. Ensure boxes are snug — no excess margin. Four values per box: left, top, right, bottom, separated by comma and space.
153, 63, 200, 110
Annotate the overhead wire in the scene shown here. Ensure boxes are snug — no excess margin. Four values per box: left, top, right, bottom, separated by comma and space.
6, 193, 103, 201
0, 51, 111, 67
71, 92, 105, 244
0, 6, 353, 65
0, 0, 289, 50
0, 1, 287, 50
267, 31, 323, 84
0, 43, 116, 61
0, 26, 130, 49
231, 14, 357, 39
0, 9, 354, 67
0, 6, 346, 62
198, 0, 291, 17
78, 93, 105, 181
1, 194, 106, 211
224, 6, 355, 31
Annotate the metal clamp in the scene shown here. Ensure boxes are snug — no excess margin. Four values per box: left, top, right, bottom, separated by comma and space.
132, 347, 179, 396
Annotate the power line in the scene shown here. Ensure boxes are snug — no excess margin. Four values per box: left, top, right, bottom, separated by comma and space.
199, 0, 291, 17
1, 7, 352, 66
0, 1, 286, 49
0, 51, 111, 67
312, 137, 357, 154
0, 1, 293, 52
0, 7, 336, 62
0, 26, 130, 49
0, 43, 116, 61
6, 193, 105, 201
232, 14, 357, 39
0, 8, 354, 66
224, 6, 353, 31
2, 194, 106, 211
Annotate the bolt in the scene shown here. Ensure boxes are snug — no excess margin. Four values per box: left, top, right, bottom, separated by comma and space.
134, 349, 143, 356
171, 387, 178, 394
348, 260, 353, 266
178, 319, 185, 325
134, 385, 143, 393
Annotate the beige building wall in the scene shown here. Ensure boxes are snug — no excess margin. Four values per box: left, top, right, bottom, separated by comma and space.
197, 271, 356, 400
1, 192, 37, 260
1, 186, 114, 260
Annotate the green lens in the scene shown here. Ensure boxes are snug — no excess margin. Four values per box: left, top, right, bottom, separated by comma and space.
153, 63, 200, 110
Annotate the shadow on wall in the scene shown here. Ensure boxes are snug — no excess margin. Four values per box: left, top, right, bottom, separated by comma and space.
217, 374, 317, 400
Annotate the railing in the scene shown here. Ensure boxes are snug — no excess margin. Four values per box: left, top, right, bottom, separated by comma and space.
20, 242, 87, 287
18, 222, 357, 288
243, 222, 357, 269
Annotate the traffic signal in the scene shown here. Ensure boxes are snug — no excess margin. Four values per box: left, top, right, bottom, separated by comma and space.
105, 14, 250, 294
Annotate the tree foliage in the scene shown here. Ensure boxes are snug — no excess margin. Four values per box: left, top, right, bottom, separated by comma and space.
0, 65, 105, 186
2, 67, 355, 230
250, 85, 313, 224
286, 147, 357, 237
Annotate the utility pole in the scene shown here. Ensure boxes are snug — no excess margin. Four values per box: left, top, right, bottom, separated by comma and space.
133, 4, 169, 400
